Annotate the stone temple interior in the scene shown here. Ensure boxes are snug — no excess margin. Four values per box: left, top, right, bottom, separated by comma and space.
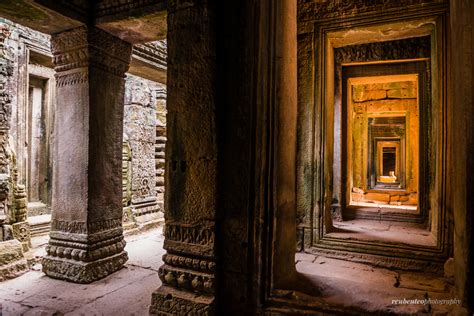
0, 0, 472, 315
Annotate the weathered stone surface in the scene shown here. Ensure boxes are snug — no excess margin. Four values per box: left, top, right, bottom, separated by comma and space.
0, 227, 164, 315
387, 88, 417, 99
398, 272, 447, 292
150, 0, 217, 313
0, 239, 28, 281
353, 87, 386, 102
0, 18, 167, 244
42, 26, 132, 283
42, 252, 128, 284
123, 74, 165, 227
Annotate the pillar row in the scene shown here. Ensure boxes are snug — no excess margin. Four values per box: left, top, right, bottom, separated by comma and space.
42, 26, 132, 283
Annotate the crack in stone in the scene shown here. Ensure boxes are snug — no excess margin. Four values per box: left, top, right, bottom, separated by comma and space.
125, 262, 160, 272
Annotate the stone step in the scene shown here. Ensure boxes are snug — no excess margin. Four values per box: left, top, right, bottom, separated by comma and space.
30, 222, 51, 237
28, 214, 52, 237
155, 144, 166, 151
155, 136, 167, 143
155, 152, 165, 159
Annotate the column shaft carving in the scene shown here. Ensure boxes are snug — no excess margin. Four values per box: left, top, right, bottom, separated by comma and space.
42, 26, 132, 283
150, 1, 217, 314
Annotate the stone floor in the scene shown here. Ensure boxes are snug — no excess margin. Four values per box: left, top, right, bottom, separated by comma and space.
0, 225, 465, 315
329, 219, 436, 247
296, 252, 464, 315
0, 227, 164, 316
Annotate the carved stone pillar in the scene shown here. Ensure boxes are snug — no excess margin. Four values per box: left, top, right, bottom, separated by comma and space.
0, 22, 29, 281
0, 22, 12, 233
149, 0, 217, 314
42, 26, 132, 283
123, 75, 161, 227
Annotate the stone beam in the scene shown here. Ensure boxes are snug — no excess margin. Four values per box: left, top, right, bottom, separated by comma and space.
41, 26, 132, 283
95, 1, 167, 43
0, 0, 83, 34
129, 42, 167, 84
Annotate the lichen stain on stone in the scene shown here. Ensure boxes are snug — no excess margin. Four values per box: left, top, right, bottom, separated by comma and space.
0, 0, 48, 21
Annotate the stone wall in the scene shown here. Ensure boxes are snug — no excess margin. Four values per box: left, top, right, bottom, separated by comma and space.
123, 74, 166, 229
0, 19, 31, 281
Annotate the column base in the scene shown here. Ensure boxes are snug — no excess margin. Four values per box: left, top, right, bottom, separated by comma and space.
42, 251, 128, 283
150, 285, 214, 316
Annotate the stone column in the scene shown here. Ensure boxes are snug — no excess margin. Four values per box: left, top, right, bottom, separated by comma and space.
123, 75, 162, 227
149, 0, 217, 314
450, 0, 474, 310
42, 26, 132, 283
154, 86, 166, 209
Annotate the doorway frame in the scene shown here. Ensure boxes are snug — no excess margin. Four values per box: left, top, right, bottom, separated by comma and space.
295, 4, 451, 272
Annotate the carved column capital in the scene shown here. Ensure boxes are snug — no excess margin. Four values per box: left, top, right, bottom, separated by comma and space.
51, 26, 132, 81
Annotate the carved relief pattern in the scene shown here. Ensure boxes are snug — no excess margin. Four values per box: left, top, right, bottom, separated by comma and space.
158, 221, 216, 303
51, 26, 132, 79
50, 26, 88, 72
12, 222, 30, 244
298, 0, 446, 21
0, 23, 29, 250
50, 218, 123, 234
162, 254, 216, 273
0, 23, 13, 180
158, 264, 214, 294
334, 36, 431, 64
42, 251, 128, 284
131, 142, 156, 200
150, 292, 212, 316
96, 0, 165, 17
165, 222, 215, 247
122, 141, 132, 207
124, 75, 161, 209
56, 71, 88, 87
46, 236, 126, 262
133, 41, 167, 69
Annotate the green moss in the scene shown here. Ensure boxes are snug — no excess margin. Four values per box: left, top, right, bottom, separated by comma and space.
0, 0, 48, 21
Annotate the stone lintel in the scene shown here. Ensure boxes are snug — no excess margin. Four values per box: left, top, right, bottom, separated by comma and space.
95, 1, 167, 44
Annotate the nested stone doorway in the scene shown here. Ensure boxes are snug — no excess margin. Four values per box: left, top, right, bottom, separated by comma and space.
296, 7, 451, 272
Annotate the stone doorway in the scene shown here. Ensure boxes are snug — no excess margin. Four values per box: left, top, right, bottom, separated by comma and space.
296, 3, 451, 277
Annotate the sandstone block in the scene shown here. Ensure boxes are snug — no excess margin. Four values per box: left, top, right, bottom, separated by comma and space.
0, 239, 28, 281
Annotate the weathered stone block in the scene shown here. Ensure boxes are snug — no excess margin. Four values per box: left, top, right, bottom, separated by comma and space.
42, 251, 128, 284
12, 221, 30, 252
353, 88, 387, 102
387, 87, 417, 99
366, 99, 417, 112
0, 239, 28, 281
150, 286, 214, 316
